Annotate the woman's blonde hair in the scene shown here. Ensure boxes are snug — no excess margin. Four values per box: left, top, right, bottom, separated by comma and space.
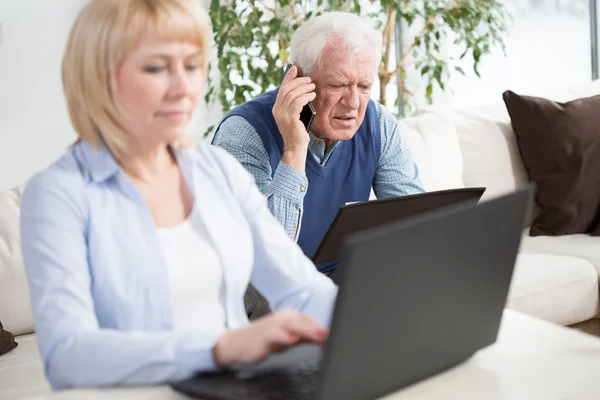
62, 0, 211, 158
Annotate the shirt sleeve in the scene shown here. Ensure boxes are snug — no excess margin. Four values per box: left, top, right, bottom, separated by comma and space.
212, 116, 308, 241
373, 103, 426, 198
211, 147, 338, 327
20, 172, 220, 390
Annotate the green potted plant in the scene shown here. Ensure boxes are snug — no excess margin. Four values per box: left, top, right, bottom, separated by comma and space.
206, 0, 510, 134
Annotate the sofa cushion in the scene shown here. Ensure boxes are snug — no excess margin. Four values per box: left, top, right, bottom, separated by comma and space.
507, 253, 600, 325
503, 91, 600, 236
520, 231, 600, 275
448, 104, 529, 202
0, 333, 50, 400
398, 111, 464, 191
0, 185, 35, 336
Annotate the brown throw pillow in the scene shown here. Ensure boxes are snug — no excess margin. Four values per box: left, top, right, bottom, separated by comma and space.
503, 91, 600, 236
0, 320, 18, 356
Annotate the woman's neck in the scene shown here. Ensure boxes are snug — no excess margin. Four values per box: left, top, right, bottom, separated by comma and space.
119, 143, 176, 184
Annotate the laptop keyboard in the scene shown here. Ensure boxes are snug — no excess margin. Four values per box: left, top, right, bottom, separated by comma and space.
232, 359, 320, 400
172, 346, 324, 400
172, 360, 320, 400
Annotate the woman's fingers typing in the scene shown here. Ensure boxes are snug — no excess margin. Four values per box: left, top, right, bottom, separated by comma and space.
278, 309, 328, 343
212, 309, 328, 367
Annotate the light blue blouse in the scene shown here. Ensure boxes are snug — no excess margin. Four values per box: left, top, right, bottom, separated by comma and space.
20, 140, 337, 390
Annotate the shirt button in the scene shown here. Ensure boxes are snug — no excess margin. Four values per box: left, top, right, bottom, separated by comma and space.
299, 186, 306, 193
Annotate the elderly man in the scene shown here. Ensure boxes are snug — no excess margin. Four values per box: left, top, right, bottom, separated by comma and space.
213, 12, 424, 274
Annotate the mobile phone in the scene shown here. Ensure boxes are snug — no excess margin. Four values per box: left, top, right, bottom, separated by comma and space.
283, 63, 316, 132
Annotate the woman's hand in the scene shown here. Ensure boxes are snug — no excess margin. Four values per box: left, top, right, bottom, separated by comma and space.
212, 309, 328, 366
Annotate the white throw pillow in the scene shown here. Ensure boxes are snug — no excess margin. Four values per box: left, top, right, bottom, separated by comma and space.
398, 112, 465, 191
0, 185, 34, 336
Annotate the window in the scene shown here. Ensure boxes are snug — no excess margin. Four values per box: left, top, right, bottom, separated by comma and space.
445, 0, 592, 109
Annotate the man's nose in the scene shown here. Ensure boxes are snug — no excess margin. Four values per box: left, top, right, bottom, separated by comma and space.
342, 85, 360, 109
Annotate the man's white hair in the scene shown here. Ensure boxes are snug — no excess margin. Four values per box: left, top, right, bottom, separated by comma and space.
289, 12, 382, 77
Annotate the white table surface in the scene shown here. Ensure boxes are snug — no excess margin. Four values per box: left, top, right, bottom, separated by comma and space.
29, 310, 600, 400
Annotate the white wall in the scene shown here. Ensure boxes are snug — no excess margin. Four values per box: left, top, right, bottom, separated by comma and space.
0, 0, 85, 190
0, 0, 222, 191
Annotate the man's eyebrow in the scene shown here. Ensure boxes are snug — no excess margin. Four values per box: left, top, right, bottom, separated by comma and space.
326, 76, 348, 84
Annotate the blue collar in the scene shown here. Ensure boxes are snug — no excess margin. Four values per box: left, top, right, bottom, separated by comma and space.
75, 139, 199, 184
76, 140, 120, 183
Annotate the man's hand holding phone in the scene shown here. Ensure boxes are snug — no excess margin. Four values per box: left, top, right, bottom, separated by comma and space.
272, 65, 316, 174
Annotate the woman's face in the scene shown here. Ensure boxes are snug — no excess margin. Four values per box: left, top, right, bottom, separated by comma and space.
115, 40, 205, 148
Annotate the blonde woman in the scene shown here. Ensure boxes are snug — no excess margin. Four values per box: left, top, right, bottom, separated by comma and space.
20, 0, 337, 390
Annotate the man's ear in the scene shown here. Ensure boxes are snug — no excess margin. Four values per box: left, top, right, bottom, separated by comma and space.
296, 65, 305, 78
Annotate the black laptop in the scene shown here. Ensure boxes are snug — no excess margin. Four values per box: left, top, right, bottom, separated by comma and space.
171, 185, 533, 400
312, 187, 486, 265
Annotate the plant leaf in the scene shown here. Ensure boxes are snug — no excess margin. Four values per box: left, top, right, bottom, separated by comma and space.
454, 66, 465, 75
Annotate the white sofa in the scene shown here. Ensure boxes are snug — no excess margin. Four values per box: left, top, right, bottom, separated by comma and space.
1, 82, 599, 399
0, 185, 51, 399
399, 80, 600, 334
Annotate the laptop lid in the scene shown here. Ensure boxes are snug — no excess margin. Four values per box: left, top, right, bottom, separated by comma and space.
312, 187, 486, 265
316, 185, 533, 400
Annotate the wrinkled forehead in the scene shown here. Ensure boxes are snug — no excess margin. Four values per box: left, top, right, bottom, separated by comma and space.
314, 46, 377, 84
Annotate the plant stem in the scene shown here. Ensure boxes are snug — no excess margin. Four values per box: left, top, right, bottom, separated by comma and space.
255, 0, 277, 15
391, 14, 434, 76
380, 0, 465, 107
247, 0, 259, 16
288, 0, 303, 25
379, 5, 396, 106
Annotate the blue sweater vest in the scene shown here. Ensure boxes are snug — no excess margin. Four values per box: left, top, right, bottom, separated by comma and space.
214, 89, 381, 272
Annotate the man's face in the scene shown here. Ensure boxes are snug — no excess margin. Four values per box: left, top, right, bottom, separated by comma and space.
309, 46, 376, 144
